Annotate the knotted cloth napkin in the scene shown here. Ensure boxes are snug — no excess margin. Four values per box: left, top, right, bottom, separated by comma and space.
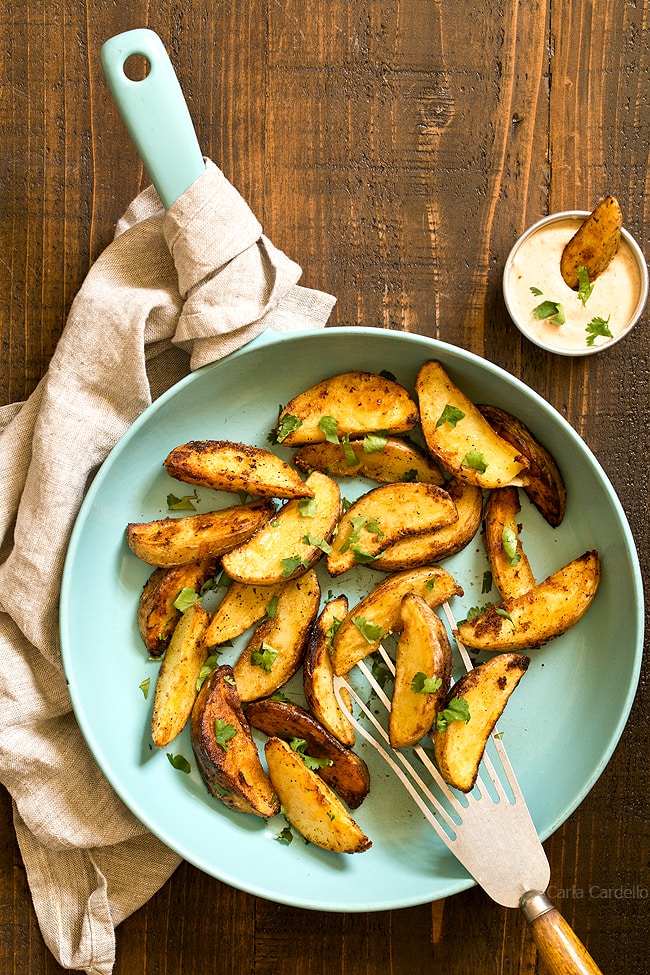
0, 158, 335, 974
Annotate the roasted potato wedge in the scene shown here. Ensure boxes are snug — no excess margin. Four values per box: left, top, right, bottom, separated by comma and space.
303, 595, 356, 746
415, 360, 528, 489
371, 479, 482, 571
138, 557, 219, 656
455, 550, 600, 652
164, 439, 313, 499
151, 603, 211, 747
433, 652, 530, 792
190, 664, 280, 817
560, 195, 623, 290
265, 736, 372, 853
326, 482, 458, 576
233, 570, 321, 701
275, 371, 418, 447
292, 436, 445, 485
127, 499, 275, 567
331, 565, 463, 676
389, 595, 452, 749
203, 580, 285, 648
482, 487, 536, 601
221, 471, 340, 585
246, 698, 370, 809
479, 404, 566, 527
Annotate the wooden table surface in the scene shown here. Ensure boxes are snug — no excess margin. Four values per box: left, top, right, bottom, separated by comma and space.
1, 2, 648, 973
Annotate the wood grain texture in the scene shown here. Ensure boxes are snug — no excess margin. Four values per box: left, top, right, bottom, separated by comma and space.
1, 1, 648, 973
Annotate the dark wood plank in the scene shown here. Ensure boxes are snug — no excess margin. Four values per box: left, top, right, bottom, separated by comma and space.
0, 1, 648, 973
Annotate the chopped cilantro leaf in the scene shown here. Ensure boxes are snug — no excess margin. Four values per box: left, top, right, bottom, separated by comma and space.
530, 286, 543, 296
585, 315, 613, 346
436, 404, 465, 429
214, 718, 237, 748
173, 587, 200, 612
251, 642, 279, 673
501, 526, 522, 566
303, 532, 332, 554
411, 672, 443, 694
139, 677, 151, 699
482, 570, 493, 594
290, 737, 333, 770
265, 594, 279, 619
341, 434, 360, 467
167, 490, 200, 510
533, 299, 566, 325
352, 616, 384, 643
275, 826, 294, 845
275, 413, 302, 443
167, 753, 191, 773
495, 608, 516, 627
462, 449, 488, 473
318, 415, 340, 443
298, 496, 318, 517
280, 554, 309, 577
436, 697, 470, 732
576, 265, 594, 305
363, 432, 388, 453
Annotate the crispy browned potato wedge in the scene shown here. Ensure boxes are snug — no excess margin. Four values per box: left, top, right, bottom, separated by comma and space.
265, 736, 372, 853
190, 664, 280, 817
138, 558, 219, 656
455, 550, 600, 652
331, 565, 463, 676
292, 436, 445, 485
560, 195, 623, 290
203, 580, 285, 648
233, 570, 321, 701
303, 595, 356, 746
433, 653, 530, 792
478, 404, 566, 527
151, 603, 211, 747
482, 487, 536, 601
326, 482, 458, 576
221, 471, 340, 585
276, 371, 418, 447
371, 479, 482, 571
389, 595, 452, 749
415, 360, 528, 489
246, 698, 370, 809
126, 499, 275, 568
164, 439, 313, 499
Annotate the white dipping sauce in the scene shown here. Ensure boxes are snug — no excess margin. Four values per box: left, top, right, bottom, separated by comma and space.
504, 216, 644, 353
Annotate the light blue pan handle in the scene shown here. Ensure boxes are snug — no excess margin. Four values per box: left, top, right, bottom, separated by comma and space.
100, 28, 205, 210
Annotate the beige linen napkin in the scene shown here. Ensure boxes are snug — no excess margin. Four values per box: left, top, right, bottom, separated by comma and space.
0, 158, 335, 974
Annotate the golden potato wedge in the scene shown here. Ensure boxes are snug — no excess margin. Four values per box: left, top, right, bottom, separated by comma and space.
455, 550, 600, 652
482, 487, 536, 601
221, 471, 340, 585
370, 479, 483, 571
164, 439, 313, 499
433, 652, 530, 792
292, 436, 445, 485
275, 371, 418, 447
138, 557, 219, 656
190, 664, 280, 817
560, 195, 623, 290
478, 404, 566, 527
415, 360, 528, 489
326, 481, 458, 576
233, 570, 321, 701
126, 499, 275, 568
303, 595, 356, 746
246, 698, 370, 809
389, 595, 453, 749
203, 580, 285, 648
151, 603, 211, 747
331, 565, 463, 676
265, 736, 372, 853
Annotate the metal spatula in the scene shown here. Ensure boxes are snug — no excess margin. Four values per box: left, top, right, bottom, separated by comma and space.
334, 603, 604, 975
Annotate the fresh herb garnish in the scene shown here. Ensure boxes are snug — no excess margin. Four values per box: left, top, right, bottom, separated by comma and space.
411, 673, 443, 695
251, 642, 279, 673
167, 490, 200, 510
502, 526, 522, 566
363, 432, 388, 453
576, 265, 594, 305
280, 554, 309, 577
214, 719, 237, 749
275, 826, 294, 846
436, 697, 471, 732
496, 607, 516, 627
265, 594, 279, 619
139, 677, 151, 699
298, 496, 318, 517
318, 415, 340, 443
436, 404, 465, 429
173, 587, 200, 612
585, 315, 613, 346
462, 449, 488, 473
303, 532, 332, 554
352, 616, 384, 643
290, 737, 333, 771
167, 753, 192, 773
533, 299, 566, 325
530, 286, 543, 296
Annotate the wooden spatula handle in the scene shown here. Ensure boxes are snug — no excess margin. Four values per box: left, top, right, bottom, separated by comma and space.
521, 891, 603, 975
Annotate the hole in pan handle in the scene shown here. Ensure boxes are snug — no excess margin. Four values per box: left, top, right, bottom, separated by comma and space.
100, 28, 206, 210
